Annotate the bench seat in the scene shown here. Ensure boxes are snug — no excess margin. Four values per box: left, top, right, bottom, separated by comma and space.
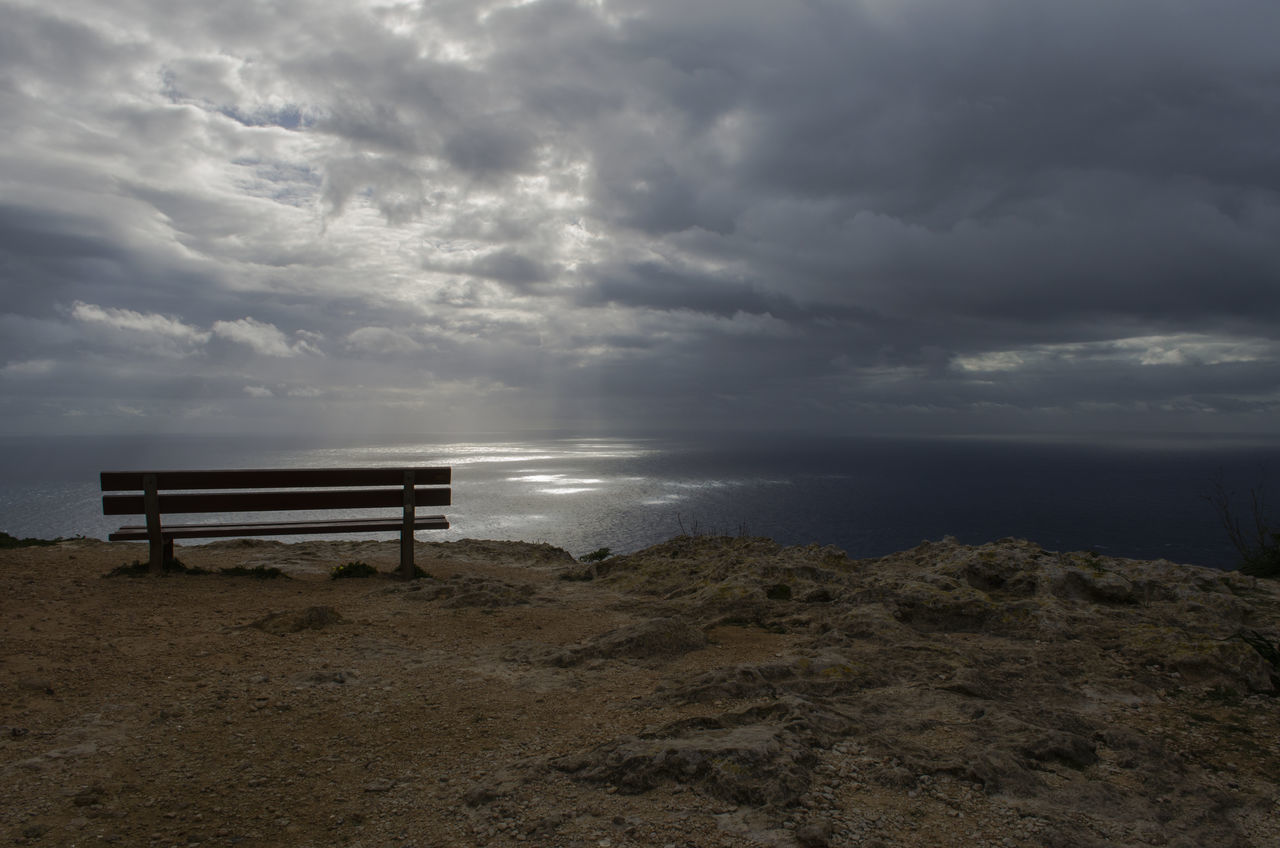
108, 515, 449, 541
101, 466, 451, 577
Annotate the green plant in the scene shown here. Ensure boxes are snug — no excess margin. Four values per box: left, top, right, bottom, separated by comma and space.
330, 561, 379, 579
580, 547, 612, 563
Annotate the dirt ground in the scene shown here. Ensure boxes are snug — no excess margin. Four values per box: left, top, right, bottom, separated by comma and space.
1, 538, 806, 848
2, 536, 1278, 848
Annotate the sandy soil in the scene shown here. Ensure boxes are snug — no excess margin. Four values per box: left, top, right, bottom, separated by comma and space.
2, 535, 1278, 848
2, 539, 804, 847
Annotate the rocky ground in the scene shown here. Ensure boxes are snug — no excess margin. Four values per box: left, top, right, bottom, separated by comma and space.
2, 535, 1278, 847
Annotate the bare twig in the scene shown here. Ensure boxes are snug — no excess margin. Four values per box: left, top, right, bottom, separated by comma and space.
1206, 469, 1280, 577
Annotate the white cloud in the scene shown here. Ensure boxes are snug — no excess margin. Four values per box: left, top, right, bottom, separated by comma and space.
243, 385, 274, 397
212, 317, 306, 357
953, 351, 1026, 373
344, 326, 424, 355
1112, 335, 1275, 367
291, 334, 325, 357
2, 359, 56, 376
954, 334, 1278, 374
71, 301, 211, 349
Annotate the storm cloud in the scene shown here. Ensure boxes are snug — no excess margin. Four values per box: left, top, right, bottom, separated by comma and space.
1, 0, 1277, 438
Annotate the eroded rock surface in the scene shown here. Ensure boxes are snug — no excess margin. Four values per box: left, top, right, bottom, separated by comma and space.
390, 573, 538, 608
492, 535, 1280, 847
546, 617, 709, 667
2, 535, 1277, 847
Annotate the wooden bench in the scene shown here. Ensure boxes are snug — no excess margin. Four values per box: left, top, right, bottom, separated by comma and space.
101, 467, 450, 579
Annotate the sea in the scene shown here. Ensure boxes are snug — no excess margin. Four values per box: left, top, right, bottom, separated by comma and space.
2, 431, 1278, 570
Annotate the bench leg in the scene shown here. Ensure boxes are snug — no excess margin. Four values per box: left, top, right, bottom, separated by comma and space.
144, 474, 164, 575
400, 470, 415, 580
148, 538, 175, 574
400, 537, 413, 580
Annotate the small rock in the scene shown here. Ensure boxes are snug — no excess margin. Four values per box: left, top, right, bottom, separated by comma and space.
18, 678, 54, 695
71, 785, 107, 806
795, 818, 833, 847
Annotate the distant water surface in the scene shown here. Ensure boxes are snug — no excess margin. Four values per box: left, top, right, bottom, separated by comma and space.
1, 431, 1277, 569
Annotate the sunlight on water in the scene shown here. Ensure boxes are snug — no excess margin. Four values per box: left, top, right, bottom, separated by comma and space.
446, 452, 562, 465
322, 444, 559, 465
1, 432, 1272, 567
508, 473, 606, 495
329, 439, 656, 467
507, 475, 606, 485
670, 480, 734, 489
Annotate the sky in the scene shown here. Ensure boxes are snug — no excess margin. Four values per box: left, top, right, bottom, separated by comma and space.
2, 0, 1279, 440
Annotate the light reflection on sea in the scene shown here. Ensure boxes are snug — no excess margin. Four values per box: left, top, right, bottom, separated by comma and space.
0, 433, 716, 558
2, 431, 1277, 567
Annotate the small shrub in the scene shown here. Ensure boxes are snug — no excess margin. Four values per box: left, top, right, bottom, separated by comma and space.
580, 547, 612, 563
1081, 551, 1108, 575
103, 559, 210, 578
1240, 545, 1280, 579
764, 583, 793, 601
0, 531, 63, 549
219, 565, 288, 579
330, 561, 379, 579
1206, 475, 1280, 578
673, 515, 751, 539
1234, 629, 1280, 670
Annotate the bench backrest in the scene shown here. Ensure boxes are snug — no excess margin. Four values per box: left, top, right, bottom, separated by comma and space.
101, 467, 451, 516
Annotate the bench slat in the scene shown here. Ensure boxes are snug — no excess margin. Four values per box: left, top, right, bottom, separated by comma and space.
100, 467, 450, 491
101, 465, 452, 579
103, 487, 450, 516
108, 515, 449, 541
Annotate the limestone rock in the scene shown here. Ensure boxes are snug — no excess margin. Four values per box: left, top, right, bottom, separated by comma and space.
554, 697, 849, 806
393, 574, 536, 607
549, 618, 707, 667
535, 535, 1280, 846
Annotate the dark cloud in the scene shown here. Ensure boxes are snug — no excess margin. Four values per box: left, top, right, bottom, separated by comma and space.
443, 121, 538, 176
0, 0, 1277, 437
321, 155, 427, 223
582, 259, 875, 327
0, 204, 124, 265
468, 248, 550, 286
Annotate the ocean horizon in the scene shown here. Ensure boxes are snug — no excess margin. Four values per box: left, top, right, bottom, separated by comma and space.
3, 430, 1278, 570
